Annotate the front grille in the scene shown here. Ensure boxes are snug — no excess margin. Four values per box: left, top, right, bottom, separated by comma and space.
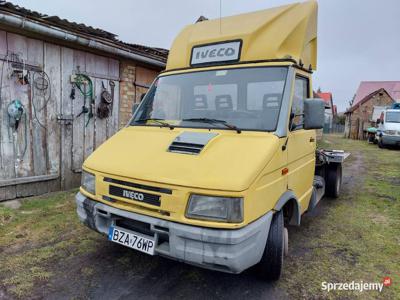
109, 185, 161, 206
105, 195, 171, 216
102, 195, 116, 203
168, 141, 204, 154
104, 177, 172, 194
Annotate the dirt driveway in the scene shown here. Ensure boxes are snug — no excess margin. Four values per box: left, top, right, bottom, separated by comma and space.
0, 135, 399, 299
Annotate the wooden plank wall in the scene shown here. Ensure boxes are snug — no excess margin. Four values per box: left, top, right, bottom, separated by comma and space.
0, 30, 120, 201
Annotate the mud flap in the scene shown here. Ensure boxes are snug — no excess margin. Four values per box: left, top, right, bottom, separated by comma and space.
308, 175, 325, 212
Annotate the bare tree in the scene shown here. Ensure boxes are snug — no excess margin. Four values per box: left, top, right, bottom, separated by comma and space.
348, 94, 356, 108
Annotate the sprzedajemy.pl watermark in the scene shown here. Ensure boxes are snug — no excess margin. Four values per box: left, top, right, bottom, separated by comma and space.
321, 277, 392, 293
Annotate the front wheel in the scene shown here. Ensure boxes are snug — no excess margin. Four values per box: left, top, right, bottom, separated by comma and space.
256, 210, 285, 281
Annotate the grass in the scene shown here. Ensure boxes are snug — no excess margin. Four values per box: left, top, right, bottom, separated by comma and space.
279, 134, 400, 299
0, 135, 398, 299
0, 190, 102, 298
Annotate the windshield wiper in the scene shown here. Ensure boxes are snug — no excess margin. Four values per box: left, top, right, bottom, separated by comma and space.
183, 118, 241, 134
134, 118, 174, 130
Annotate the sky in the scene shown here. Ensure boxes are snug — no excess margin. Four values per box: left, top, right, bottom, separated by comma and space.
9, 0, 400, 112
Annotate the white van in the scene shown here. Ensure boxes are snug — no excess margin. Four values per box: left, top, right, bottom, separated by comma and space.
377, 106, 400, 148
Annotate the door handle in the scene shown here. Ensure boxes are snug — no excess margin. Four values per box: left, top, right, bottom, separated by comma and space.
309, 137, 315, 142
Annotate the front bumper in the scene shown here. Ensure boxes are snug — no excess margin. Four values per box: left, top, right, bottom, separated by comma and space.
381, 135, 400, 146
76, 192, 272, 273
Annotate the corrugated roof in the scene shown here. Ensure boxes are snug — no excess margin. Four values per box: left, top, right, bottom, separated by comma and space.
0, 1, 168, 63
353, 81, 400, 105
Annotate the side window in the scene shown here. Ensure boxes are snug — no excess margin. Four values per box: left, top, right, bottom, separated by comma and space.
291, 76, 309, 130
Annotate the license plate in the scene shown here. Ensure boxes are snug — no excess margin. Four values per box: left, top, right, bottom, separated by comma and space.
108, 226, 155, 255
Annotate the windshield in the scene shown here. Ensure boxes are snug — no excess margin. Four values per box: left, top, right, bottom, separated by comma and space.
386, 111, 400, 123
131, 67, 288, 131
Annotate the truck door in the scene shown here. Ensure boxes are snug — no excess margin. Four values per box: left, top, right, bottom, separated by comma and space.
287, 75, 316, 213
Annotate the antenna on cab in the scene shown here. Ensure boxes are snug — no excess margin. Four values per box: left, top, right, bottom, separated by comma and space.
219, 0, 222, 34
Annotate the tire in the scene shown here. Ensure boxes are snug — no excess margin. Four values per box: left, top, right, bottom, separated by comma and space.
256, 210, 284, 281
325, 163, 342, 198
283, 227, 289, 256
368, 135, 374, 143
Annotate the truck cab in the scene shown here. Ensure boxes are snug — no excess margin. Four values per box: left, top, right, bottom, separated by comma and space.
377, 105, 400, 148
76, 1, 345, 280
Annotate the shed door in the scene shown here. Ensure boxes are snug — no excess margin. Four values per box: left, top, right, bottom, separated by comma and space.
0, 33, 62, 200
59, 50, 120, 189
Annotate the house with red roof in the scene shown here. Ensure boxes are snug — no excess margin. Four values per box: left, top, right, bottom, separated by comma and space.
353, 81, 400, 104
344, 82, 396, 139
316, 91, 333, 108
314, 89, 336, 132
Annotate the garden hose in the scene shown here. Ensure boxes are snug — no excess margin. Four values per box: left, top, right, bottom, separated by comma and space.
74, 74, 93, 98
31, 71, 51, 129
73, 74, 94, 127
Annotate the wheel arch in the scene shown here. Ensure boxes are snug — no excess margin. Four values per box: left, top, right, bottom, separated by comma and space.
273, 191, 301, 226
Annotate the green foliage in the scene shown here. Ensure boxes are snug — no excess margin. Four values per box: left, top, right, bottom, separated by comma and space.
334, 114, 346, 125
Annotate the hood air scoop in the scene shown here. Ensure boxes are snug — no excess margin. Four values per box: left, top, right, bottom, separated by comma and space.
168, 132, 218, 155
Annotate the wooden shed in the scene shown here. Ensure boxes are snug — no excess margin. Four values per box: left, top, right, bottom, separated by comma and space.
0, 2, 167, 201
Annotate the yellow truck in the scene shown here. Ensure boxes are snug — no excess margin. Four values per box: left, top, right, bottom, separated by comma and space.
76, 1, 348, 280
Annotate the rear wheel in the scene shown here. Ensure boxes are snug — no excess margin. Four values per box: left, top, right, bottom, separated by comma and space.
368, 134, 375, 143
325, 163, 342, 198
257, 210, 285, 281
378, 139, 385, 149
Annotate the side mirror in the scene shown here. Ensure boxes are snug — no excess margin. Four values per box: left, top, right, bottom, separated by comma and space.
376, 118, 381, 125
140, 93, 146, 101
132, 103, 140, 115
304, 98, 325, 130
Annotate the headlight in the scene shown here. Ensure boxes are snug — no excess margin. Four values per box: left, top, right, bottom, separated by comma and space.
383, 130, 396, 135
186, 194, 243, 223
81, 171, 96, 195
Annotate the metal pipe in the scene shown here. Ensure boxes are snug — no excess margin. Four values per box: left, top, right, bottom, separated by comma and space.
0, 12, 166, 68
